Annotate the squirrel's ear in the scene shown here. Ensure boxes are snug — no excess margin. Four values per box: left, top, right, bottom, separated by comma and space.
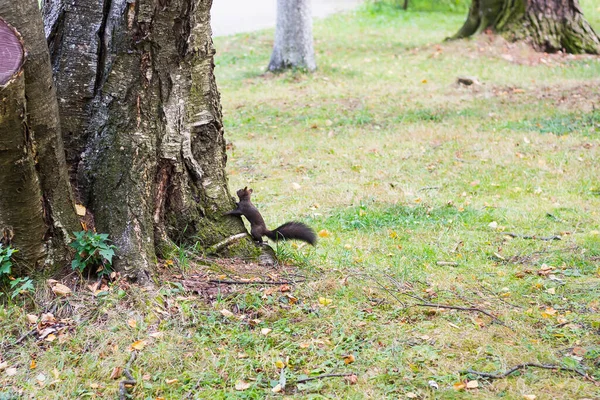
243, 186, 247, 191
249, 188, 253, 193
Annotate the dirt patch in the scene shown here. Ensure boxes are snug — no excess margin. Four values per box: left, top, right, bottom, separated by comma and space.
444, 33, 599, 66
160, 256, 305, 301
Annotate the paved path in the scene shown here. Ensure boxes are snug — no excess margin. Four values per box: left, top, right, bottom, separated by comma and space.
211, 0, 363, 37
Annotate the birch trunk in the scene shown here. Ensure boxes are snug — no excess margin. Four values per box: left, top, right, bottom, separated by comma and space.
453, 0, 600, 54
268, 0, 317, 71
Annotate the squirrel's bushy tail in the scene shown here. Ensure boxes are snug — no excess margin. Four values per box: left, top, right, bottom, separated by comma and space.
266, 221, 317, 245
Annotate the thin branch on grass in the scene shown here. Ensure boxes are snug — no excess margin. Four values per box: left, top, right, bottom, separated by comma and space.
119, 351, 138, 400
462, 362, 588, 379
412, 302, 512, 329
208, 279, 304, 285
436, 261, 458, 266
296, 372, 356, 384
500, 232, 562, 241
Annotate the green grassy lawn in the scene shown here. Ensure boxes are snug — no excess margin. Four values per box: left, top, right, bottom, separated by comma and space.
2, 3, 600, 399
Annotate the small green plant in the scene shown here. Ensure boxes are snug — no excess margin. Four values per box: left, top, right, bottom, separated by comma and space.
70, 231, 116, 276
0, 244, 34, 299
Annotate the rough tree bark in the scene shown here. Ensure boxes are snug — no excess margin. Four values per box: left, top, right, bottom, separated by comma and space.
0, 0, 250, 280
0, 0, 80, 274
40, 0, 250, 281
453, 0, 600, 54
0, 18, 48, 273
268, 0, 317, 71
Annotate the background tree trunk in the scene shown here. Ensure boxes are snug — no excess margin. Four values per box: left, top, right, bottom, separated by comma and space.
0, 18, 48, 273
453, 0, 600, 54
35, 0, 248, 281
268, 0, 317, 71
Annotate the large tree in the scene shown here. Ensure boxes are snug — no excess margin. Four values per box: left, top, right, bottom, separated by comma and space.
453, 0, 600, 54
0, 0, 249, 281
268, 0, 317, 71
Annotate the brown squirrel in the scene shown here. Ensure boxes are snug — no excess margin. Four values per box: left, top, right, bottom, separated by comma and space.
225, 187, 316, 246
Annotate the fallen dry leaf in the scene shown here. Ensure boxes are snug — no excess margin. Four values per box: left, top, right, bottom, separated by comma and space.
453, 381, 466, 390
30, 360, 36, 370
129, 340, 147, 351
41, 313, 55, 323
271, 383, 283, 393
466, 380, 479, 389
318, 297, 333, 306
235, 380, 251, 391
343, 354, 356, 364
275, 360, 285, 369
318, 229, 331, 238
220, 309, 234, 318
27, 314, 38, 324
109, 367, 123, 380
522, 395, 536, 400
127, 319, 137, 329
165, 378, 178, 385
51, 283, 72, 296
6, 367, 17, 376
260, 328, 272, 336
345, 374, 358, 385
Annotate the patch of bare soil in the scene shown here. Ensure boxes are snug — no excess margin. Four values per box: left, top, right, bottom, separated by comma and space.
446, 33, 599, 66
160, 256, 305, 301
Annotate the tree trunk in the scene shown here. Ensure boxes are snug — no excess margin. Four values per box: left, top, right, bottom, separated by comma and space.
36, 0, 248, 282
268, 0, 317, 72
0, 18, 48, 273
1, 0, 81, 268
453, 0, 600, 54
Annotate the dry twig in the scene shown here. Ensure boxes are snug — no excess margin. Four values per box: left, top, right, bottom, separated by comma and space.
119, 351, 138, 400
462, 362, 588, 379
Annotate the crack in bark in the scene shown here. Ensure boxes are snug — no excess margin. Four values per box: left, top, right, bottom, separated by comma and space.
94, 0, 113, 95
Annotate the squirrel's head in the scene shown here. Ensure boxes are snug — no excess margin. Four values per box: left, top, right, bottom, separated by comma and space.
236, 187, 253, 200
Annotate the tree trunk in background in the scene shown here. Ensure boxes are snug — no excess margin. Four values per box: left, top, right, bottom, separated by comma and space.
268, 0, 317, 71
38, 0, 249, 282
0, 18, 48, 273
454, 0, 600, 54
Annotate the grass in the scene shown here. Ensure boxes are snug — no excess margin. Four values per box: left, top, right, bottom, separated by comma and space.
2, 3, 600, 399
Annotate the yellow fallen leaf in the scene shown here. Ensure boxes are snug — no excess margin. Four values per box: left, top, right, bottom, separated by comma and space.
541, 308, 557, 318
235, 380, 251, 391
130, 340, 147, 351
318, 297, 333, 306
318, 229, 331, 238
453, 381, 466, 390
45, 334, 57, 342
127, 319, 137, 329
275, 360, 285, 369
343, 354, 356, 364
75, 204, 86, 216
165, 378, 178, 385
30, 360, 36, 370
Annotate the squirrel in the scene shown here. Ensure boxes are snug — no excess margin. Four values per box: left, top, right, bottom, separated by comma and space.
224, 187, 316, 246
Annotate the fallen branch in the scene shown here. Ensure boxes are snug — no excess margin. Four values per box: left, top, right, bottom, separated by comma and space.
436, 261, 458, 267
119, 351, 138, 400
500, 232, 561, 241
208, 279, 303, 285
462, 362, 588, 379
414, 302, 510, 328
296, 372, 356, 384
207, 233, 249, 254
